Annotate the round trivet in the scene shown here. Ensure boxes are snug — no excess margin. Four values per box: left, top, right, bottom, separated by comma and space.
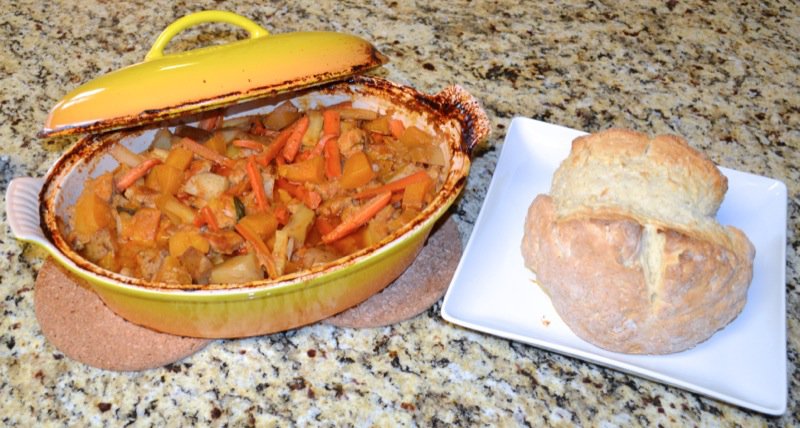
32, 216, 462, 369
324, 216, 462, 328
34, 261, 211, 371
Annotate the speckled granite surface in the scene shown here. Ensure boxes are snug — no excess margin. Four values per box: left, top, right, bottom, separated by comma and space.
1, 0, 798, 426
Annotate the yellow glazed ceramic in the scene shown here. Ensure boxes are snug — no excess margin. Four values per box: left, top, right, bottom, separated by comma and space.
6, 12, 490, 338
40, 11, 387, 138
9, 76, 489, 338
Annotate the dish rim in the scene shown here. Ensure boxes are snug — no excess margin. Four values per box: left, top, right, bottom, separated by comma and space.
31, 76, 484, 296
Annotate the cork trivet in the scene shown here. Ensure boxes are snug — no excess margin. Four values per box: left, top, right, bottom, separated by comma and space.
34, 261, 211, 371
324, 216, 462, 328
33, 216, 461, 368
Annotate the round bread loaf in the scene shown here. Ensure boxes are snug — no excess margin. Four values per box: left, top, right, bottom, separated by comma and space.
521, 129, 755, 354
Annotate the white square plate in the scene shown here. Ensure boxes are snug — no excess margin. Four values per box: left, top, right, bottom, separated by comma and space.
441, 118, 788, 415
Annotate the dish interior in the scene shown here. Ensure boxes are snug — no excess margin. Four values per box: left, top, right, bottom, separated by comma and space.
42, 79, 471, 292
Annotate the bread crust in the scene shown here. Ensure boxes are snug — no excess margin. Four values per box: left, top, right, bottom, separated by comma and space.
550, 129, 733, 251
521, 130, 755, 354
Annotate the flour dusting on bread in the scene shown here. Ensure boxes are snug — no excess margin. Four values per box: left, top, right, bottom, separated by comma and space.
521, 129, 755, 354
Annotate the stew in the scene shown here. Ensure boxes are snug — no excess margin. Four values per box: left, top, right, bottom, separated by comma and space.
65, 102, 446, 285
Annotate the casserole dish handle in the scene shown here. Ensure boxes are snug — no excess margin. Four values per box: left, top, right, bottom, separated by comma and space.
6, 177, 54, 250
433, 85, 491, 155
145, 10, 270, 61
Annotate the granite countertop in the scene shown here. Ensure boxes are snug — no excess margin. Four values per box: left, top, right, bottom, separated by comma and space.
1, 0, 798, 425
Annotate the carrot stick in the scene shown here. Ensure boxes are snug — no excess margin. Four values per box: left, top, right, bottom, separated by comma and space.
225, 178, 251, 196
116, 158, 162, 191
178, 137, 232, 167
282, 115, 310, 162
323, 136, 342, 179
232, 139, 265, 152
389, 119, 405, 139
322, 191, 392, 243
247, 157, 269, 212
353, 171, 430, 199
201, 206, 220, 232
234, 223, 278, 278
315, 215, 336, 235
275, 178, 322, 209
322, 109, 340, 137
303, 134, 336, 162
256, 122, 295, 166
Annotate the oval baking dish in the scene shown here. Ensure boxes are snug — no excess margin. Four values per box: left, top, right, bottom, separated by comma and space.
6, 12, 489, 338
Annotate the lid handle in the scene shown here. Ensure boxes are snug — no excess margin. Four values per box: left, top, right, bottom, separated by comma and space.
145, 10, 270, 61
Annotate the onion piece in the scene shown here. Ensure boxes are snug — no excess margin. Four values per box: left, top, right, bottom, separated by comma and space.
151, 128, 173, 150
108, 144, 144, 168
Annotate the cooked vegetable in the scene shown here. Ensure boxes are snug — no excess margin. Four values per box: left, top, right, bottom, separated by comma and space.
233, 196, 246, 220
338, 108, 379, 120
283, 204, 315, 247
402, 173, 434, 209
109, 144, 144, 167
389, 119, 405, 139
364, 115, 391, 135
146, 164, 183, 195
164, 146, 193, 171
178, 137, 232, 167
155, 194, 195, 224
323, 136, 342, 179
234, 223, 278, 278
151, 128, 174, 150
263, 101, 301, 130
302, 110, 323, 147
183, 172, 229, 201
354, 170, 431, 199
198, 113, 223, 132
322, 109, 340, 137
256, 122, 294, 166
180, 247, 213, 284
169, 229, 210, 257
66, 103, 446, 285
238, 212, 278, 240
275, 178, 322, 209
246, 157, 269, 212
199, 206, 220, 232
282, 115, 310, 162
155, 255, 193, 284
277, 155, 325, 183
209, 252, 263, 284
128, 207, 162, 243
322, 191, 392, 243
116, 158, 162, 191
205, 132, 227, 155
272, 229, 291, 277
398, 126, 445, 166
339, 151, 375, 189
73, 191, 113, 241
232, 139, 265, 152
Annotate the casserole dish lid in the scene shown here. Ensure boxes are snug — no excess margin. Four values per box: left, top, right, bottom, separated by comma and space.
40, 10, 388, 138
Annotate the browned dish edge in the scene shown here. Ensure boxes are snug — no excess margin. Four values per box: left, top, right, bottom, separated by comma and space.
38, 76, 489, 292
